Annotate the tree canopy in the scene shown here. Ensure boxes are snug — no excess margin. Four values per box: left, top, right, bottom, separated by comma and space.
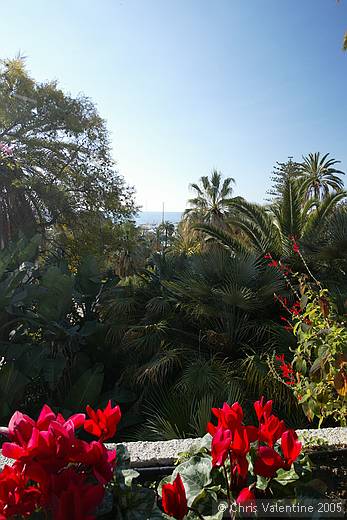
0, 57, 136, 249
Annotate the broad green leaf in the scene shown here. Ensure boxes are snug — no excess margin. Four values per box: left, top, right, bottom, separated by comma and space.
171, 455, 212, 507
274, 467, 300, 485
38, 266, 73, 321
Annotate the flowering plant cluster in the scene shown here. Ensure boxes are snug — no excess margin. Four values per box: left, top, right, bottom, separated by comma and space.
159, 397, 317, 520
266, 238, 347, 426
0, 398, 323, 519
0, 401, 121, 519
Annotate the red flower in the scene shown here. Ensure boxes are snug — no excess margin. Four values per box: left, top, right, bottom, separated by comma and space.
253, 446, 284, 478
211, 427, 232, 466
275, 355, 296, 385
208, 402, 243, 434
254, 396, 272, 422
268, 260, 278, 268
236, 487, 256, 509
77, 441, 117, 485
50, 468, 104, 520
2, 418, 80, 471
290, 301, 301, 316
1, 404, 116, 487
281, 429, 302, 469
84, 400, 121, 442
230, 426, 252, 479
162, 474, 188, 520
258, 414, 286, 447
0, 465, 43, 518
292, 241, 300, 254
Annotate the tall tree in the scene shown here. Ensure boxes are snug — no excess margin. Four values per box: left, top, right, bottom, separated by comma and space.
0, 57, 136, 248
267, 157, 302, 201
299, 152, 345, 201
184, 170, 239, 224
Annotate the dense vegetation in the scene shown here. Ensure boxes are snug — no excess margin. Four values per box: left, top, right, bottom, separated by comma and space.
0, 58, 346, 441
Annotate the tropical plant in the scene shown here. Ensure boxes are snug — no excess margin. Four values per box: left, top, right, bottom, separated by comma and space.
184, 170, 240, 225
157, 220, 176, 251
0, 240, 139, 426
169, 220, 202, 256
273, 283, 347, 427
196, 176, 346, 260
299, 152, 345, 201
112, 222, 150, 277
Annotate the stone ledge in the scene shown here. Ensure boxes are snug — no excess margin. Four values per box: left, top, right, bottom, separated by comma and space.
107, 427, 347, 468
1, 427, 346, 470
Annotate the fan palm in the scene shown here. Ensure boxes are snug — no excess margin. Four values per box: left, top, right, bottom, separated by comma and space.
299, 152, 345, 200
184, 170, 239, 224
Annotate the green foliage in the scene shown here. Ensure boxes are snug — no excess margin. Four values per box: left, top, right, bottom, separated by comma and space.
185, 169, 241, 225
291, 287, 347, 426
0, 57, 136, 254
0, 240, 135, 426
158, 438, 323, 519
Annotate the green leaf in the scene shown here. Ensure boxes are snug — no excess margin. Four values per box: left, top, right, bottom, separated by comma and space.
274, 467, 300, 486
171, 455, 212, 507
118, 487, 156, 520
117, 468, 140, 488
38, 266, 73, 322
256, 475, 270, 490
64, 363, 104, 411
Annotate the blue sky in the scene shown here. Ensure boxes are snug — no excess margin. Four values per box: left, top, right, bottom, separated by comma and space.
1, 0, 346, 211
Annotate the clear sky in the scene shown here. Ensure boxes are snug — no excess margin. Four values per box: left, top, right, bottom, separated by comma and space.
1, 0, 346, 211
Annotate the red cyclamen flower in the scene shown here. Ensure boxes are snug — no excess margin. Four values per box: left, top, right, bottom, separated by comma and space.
84, 400, 121, 442
258, 414, 286, 447
207, 402, 243, 435
253, 446, 284, 478
254, 396, 273, 422
162, 474, 188, 520
0, 465, 43, 519
236, 487, 256, 508
211, 427, 232, 466
281, 429, 302, 469
49, 468, 104, 520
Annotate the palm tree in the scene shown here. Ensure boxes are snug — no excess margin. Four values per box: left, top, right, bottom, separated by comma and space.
114, 222, 149, 277
195, 176, 346, 259
299, 153, 345, 201
184, 170, 239, 224
169, 220, 201, 256
157, 221, 175, 250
